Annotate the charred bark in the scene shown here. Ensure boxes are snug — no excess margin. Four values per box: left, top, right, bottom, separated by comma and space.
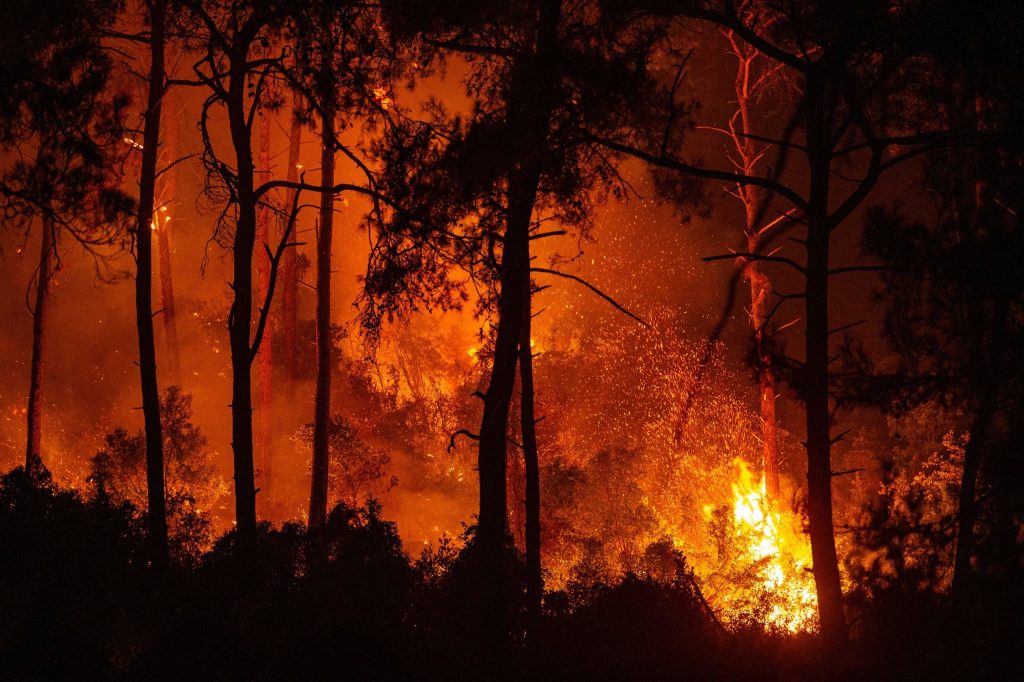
25, 217, 55, 477
135, 0, 169, 566
748, 256, 780, 498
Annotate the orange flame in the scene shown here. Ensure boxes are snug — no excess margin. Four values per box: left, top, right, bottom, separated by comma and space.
725, 458, 818, 632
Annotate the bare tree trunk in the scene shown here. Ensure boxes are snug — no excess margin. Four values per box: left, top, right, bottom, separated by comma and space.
25, 217, 55, 476
803, 74, 846, 646
951, 94, 1008, 602
226, 47, 258, 548
309, 94, 334, 529
256, 88, 274, 508
727, 32, 781, 498
281, 88, 303, 384
476, 0, 561, 648
476, 174, 529, 643
747, 254, 780, 498
952, 291, 1010, 599
156, 102, 181, 384
520, 284, 542, 621
135, 0, 169, 566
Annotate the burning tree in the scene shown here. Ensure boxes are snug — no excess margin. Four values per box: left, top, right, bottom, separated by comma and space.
594, 0, 985, 644
377, 0, 664, 638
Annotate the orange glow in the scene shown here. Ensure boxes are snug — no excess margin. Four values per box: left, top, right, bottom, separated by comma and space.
716, 459, 817, 632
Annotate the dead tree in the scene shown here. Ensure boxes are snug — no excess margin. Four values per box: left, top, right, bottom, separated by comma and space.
594, 0, 970, 646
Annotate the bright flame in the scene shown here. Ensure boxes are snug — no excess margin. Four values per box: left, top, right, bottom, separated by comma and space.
372, 86, 393, 111
724, 458, 818, 632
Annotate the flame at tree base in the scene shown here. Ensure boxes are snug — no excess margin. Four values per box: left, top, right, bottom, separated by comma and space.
703, 458, 818, 633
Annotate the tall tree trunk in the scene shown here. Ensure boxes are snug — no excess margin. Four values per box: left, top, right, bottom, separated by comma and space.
951, 94, 1008, 601
520, 285, 542, 621
226, 48, 258, 548
747, 254, 780, 498
136, 0, 169, 565
25, 217, 55, 476
281, 88, 303, 383
728, 34, 780, 498
256, 88, 274, 508
476, 171, 531, 644
952, 291, 1010, 599
156, 102, 181, 384
475, 0, 560, 648
309, 93, 335, 529
803, 73, 846, 646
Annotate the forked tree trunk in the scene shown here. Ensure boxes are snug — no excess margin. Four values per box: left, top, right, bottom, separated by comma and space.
136, 0, 169, 565
25, 217, 55, 476
520, 285, 542, 621
281, 88, 303, 383
309, 92, 335, 529
256, 89, 274, 507
475, 0, 561, 647
476, 169, 531, 643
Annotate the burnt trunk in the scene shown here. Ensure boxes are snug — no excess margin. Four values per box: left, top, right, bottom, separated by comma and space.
226, 46, 258, 548
309, 96, 335, 529
136, 0, 169, 565
520, 285, 542, 621
803, 73, 846, 646
747, 254, 780, 499
25, 217, 55, 476
281, 88, 303, 383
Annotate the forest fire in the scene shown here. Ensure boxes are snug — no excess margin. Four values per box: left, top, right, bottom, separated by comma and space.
718, 459, 817, 633
1, 0, 1022, 678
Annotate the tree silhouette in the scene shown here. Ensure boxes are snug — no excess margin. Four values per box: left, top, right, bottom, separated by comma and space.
595, 0, 988, 645
0, 0, 132, 477
379, 0, 660, 644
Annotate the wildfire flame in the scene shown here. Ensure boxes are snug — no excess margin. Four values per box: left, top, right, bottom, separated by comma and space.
372, 86, 393, 111
723, 458, 818, 633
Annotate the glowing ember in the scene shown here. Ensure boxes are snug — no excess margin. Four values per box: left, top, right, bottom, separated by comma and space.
719, 458, 818, 633
372, 86, 393, 111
